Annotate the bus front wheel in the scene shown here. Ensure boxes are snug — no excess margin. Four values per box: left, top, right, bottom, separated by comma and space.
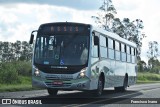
92, 76, 104, 97
47, 88, 58, 96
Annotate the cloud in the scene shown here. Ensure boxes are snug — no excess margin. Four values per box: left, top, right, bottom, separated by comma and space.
0, 4, 95, 42
0, 0, 101, 10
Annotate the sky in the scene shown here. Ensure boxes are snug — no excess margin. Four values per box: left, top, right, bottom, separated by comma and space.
0, 0, 160, 62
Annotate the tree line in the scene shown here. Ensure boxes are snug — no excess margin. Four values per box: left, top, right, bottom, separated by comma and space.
0, 41, 32, 62
0, 41, 32, 84
138, 41, 160, 74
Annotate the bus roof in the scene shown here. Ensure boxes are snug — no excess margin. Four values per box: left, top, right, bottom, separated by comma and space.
39, 22, 90, 27
38, 22, 136, 48
92, 26, 137, 48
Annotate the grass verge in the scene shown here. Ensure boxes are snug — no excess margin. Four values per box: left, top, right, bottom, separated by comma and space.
136, 72, 160, 84
0, 84, 32, 92
0, 76, 40, 92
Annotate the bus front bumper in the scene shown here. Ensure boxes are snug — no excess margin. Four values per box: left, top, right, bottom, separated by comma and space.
32, 76, 91, 90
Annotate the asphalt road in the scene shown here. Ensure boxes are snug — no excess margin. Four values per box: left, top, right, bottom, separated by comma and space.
0, 83, 160, 107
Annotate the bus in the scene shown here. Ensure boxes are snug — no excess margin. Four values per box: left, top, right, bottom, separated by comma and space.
29, 22, 137, 96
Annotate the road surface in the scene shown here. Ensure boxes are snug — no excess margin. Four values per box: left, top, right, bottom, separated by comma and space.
0, 83, 160, 107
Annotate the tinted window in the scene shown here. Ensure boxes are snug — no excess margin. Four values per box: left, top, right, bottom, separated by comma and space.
34, 35, 89, 65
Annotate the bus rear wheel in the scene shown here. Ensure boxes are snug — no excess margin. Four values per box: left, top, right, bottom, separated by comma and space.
114, 76, 128, 92
47, 88, 58, 96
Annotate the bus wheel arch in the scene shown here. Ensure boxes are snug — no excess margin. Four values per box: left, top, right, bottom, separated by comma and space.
96, 72, 105, 96
114, 73, 128, 92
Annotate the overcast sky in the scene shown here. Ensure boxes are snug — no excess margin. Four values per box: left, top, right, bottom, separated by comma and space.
0, 0, 160, 62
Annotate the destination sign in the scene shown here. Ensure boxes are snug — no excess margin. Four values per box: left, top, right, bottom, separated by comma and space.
39, 24, 90, 34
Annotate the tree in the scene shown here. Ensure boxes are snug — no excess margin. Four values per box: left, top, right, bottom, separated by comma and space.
2, 42, 10, 62
147, 41, 159, 59
13, 41, 22, 61
147, 41, 159, 70
92, 1, 146, 60
148, 58, 160, 73
20, 41, 32, 61
112, 18, 125, 38
92, 0, 117, 30
132, 19, 146, 60
0, 41, 33, 62
0, 41, 3, 62
137, 60, 147, 72
112, 18, 146, 60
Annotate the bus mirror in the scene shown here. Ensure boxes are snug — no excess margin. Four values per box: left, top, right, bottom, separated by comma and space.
29, 33, 34, 44
29, 30, 37, 44
94, 36, 99, 46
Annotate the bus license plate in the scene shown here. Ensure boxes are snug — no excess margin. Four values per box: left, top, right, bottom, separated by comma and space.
53, 81, 63, 85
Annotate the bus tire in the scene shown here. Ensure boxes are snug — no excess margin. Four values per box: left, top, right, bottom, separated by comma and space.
114, 76, 128, 92
93, 76, 104, 97
47, 88, 58, 96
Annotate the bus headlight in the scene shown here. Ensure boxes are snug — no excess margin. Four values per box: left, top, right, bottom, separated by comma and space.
77, 67, 87, 78
34, 67, 40, 77
80, 72, 85, 77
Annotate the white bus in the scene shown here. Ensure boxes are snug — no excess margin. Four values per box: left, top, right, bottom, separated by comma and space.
29, 22, 137, 96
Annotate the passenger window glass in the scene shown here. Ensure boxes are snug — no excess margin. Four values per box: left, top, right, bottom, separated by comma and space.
100, 47, 107, 58
121, 43, 124, 52
115, 41, 119, 51
108, 38, 113, 49
100, 35, 106, 47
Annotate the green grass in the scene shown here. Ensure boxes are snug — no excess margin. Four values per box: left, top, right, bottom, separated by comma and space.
0, 84, 32, 92
0, 76, 40, 92
137, 72, 160, 84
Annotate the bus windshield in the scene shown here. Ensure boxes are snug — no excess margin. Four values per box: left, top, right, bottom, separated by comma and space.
34, 35, 89, 66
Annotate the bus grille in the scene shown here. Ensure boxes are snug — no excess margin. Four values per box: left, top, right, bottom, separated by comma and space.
45, 75, 72, 87
45, 75, 73, 80
45, 82, 71, 87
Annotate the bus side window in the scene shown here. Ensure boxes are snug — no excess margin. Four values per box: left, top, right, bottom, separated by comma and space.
108, 38, 114, 59
127, 45, 131, 63
131, 47, 135, 63
115, 41, 120, 61
92, 33, 99, 57
94, 36, 99, 46
121, 43, 126, 62
100, 35, 107, 58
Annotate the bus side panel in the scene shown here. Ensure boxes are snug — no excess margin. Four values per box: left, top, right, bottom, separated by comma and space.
104, 59, 115, 88
113, 61, 126, 87
95, 59, 125, 88
127, 63, 137, 85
